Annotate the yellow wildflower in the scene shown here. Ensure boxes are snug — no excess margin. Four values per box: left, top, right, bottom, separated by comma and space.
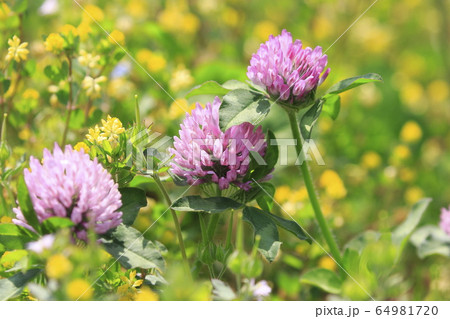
60, 24, 78, 36
22, 88, 40, 100
78, 49, 101, 69
66, 279, 93, 301
221, 8, 239, 27
5, 35, 29, 63
318, 255, 336, 271
45, 33, 64, 54
313, 16, 333, 40
361, 151, 382, 169
0, 216, 12, 224
83, 4, 104, 22
274, 185, 291, 203
100, 115, 125, 141
400, 121, 422, 143
169, 98, 193, 118
404, 187, 424, 205
117, 271, 144, 301
107, 78, 135, 101
136, 49, 166, 73
319, 169, 347, 199
74, 142, 90, 153
86, 125, 105, 144
82, 75, 107, 98
46, 254, 73, 279
0, 3, 12, 20
289, 187, 308, 203
135, 286, 159, 301
399, 168, 415, 183
427, 80, 449, 104
77, 20, 92, 41
399, 81, 424, 106
109, 30, 125, 45
393, 145, 411, 161
254, 21, 278, 42
169, 64, 194, 92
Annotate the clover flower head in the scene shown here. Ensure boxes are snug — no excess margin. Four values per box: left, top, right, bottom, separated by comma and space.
5, 35, 29, 63
82, 75, 107, 98
247, 29, 330, 105
440, 206, 450, 236
13, 144, 123, 241
169, 97, 269, 190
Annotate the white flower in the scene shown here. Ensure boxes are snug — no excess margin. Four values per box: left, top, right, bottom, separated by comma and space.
82, 75, 107, 98
26, 234, 55, 253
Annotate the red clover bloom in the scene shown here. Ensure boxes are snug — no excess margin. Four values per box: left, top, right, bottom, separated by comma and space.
440, 206, 450, 236
247, 29, 330, 106
13, 144, 123, 240
169, 97, 269, 190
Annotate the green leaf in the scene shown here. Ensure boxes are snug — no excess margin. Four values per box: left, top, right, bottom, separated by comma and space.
263, 210, 311, 243
41, 217, 74, 234
411, 226, 450, 258
185, 81, 231, 99
242, 206, 281, 262
222, 80, 250, 90
322, 94, 341, 120
0, 79, 11, 95
0, 269, 41, 301
301, 268, 342, 294
171, 195, 242, 214
17, 176, 41, 233
212, 279, 237, 301
300, 99, 324, 140
100, 224, 165, 271
325, 73, 383, 95
219, 89, 271, 130
119, 187, 147, 226
392, 198, 432, 246
12, 0, 28, 13
256, 183, 275, 212
0, 224, 38, 250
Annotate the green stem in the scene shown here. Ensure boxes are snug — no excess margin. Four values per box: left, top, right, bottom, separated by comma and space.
225, 210, 234, 249
206, 187, 222, 241
286, 110, 343, 265
199, 213, 208, 246
61, 55, 73, 146
153, 175, 191, 277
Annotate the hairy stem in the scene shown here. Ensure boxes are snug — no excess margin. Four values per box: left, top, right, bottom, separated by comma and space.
153, 175, 191, 278
287, 110, 343, 265
61, 55, 73, 146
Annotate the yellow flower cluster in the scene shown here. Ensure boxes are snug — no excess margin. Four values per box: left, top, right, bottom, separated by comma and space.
136, 49, 167, 73
66, 279, 93, 301
78, 49, 101, 69
86, 115, 125, 144
169, 64, 194, 92
82, 75, 107, 98
109, 29, 125, 45
400, 121, 422, 143
45, 33, 65, 54
46, 254, 73, 279
117, 270, 158, 301
361, 151, 382, 169
319, 169, 347, 199
158, 5, 200, 35
5, 35, 29, 63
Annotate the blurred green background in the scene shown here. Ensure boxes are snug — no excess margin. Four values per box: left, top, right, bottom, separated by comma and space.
0, 0, 449, 300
